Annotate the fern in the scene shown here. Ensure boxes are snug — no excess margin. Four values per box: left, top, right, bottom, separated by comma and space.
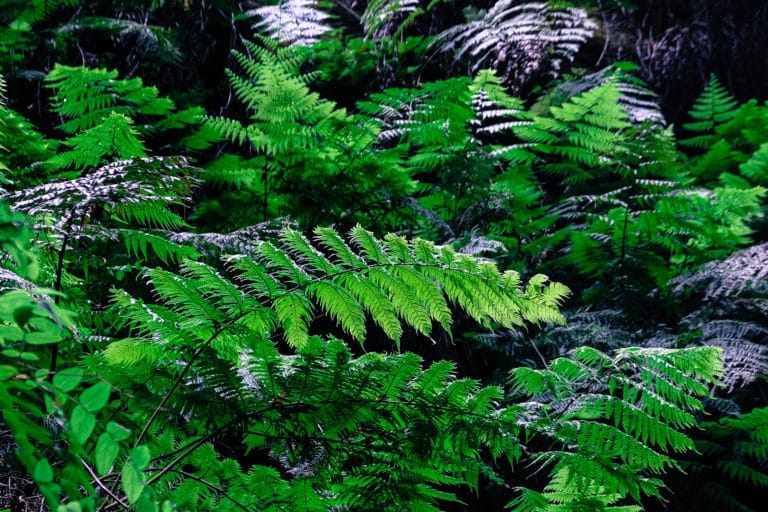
510, 345, 723, 510
202, 37, 413, 228
681, 74, 740, 149
362, 0, 423, 39
248, 0, 334, 46
674, 405, 768, 512
3, 156, 196, 236
523, 80, 631, 186
44, 63, 204, 154
670, 243, 768, 392
127, 225, 569, 351
1, 156, 200, 313
537, 64, 665, 125
0, 97, 56, 187
46, 112, 147, 174
432, 1, 595, 91
93, 224, 570, 511
55, 16, 182, 66
46, 64, 174, 135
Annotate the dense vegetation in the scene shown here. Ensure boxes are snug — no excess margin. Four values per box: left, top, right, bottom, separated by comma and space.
1, 1, 767, 511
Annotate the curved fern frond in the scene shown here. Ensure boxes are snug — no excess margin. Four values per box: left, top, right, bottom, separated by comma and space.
46, 113, 147, 173
541, 65, 665, 125
45, 64, 174, 135
134, 225, 568, 351
2, 156, 198, 244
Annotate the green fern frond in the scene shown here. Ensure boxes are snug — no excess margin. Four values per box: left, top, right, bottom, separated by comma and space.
511, 345, 723, 509
739, 141, 768, 186
45, 64, 174, 135
202, 37, 413, 227
681, 74, 740, 148
0, 102, 56, 187
138, 225, 567, 350
46, 113, 147, 173
121, 230, 201, 265
684, 406, 768, 512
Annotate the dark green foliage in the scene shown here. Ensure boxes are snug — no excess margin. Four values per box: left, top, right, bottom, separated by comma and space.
202, 37, 414, 229
685, 406, 768, 512
1, 2, 768, 510
0, 97, 55, 187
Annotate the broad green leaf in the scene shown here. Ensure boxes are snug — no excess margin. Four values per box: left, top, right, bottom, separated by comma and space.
135, 492, 159, 512
0, 365, 16, 380
0, 325, 24, 341
70, 405, 96, 445
130, 445, 151, 470
25, 330, 63, 345
95, 433, 120, 476
122, 462, 144, 504
80, 382, 110, 412
53, 367, 83, 392
19, 352, 39, 361
107, 421, 131, 441
33, 459, 54, 483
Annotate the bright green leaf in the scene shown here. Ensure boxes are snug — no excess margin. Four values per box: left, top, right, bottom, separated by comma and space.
122, 462, 144, 504
70, 405, 96, 445
130, 445, 151, 470
80, 382, 110, 412
53, 368, 83, 392
107, 421, 131, 441
95, 433, 120, 476
33, 459, 54, 483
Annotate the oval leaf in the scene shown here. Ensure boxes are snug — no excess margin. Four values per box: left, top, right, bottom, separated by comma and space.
122, 462, 144, 504
70, 405, 96, 445
95, 433, 120, 476
80, 382, 110, 412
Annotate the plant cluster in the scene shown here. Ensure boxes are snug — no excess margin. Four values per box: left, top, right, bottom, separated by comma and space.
0, 1, 766, 511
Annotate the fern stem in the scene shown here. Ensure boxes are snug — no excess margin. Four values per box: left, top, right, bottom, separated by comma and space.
262, 167, 268, 222
49, 229, 70, 378
620, 206, 629, 268
132, 345, 207, 448
133, 311, 253, 448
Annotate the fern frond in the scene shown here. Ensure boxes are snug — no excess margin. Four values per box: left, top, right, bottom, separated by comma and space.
247, 0, 334, 47
120, 230, 201, 265
362, 0, 422, 39
46, 113, 147, 172
432, 1, 594, 88
511, 345, 723, 509
142, 225, 568, 350
45, 64, 175, 135
3, 156, 198, 307
681, 74, 740, 148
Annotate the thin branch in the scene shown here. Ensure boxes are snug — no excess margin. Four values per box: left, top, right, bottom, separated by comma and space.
79, 456, 130, 511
